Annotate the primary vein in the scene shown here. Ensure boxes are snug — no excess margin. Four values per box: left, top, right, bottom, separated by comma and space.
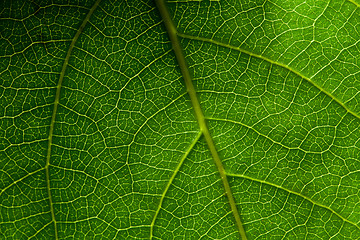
154, 0, 248, 239
45, 0, 101, 239
347, 0, 360, 8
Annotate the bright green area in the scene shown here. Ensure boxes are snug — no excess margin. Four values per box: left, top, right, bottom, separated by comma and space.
0, 0, 360, 239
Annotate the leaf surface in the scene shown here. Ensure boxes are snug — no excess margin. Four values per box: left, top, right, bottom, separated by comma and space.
1, 0, 360, 239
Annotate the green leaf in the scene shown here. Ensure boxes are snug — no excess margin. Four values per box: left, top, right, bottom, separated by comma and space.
1, 0, 360, 239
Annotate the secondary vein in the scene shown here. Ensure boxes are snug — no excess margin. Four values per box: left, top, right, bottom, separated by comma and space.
150, 131, 202, 239
154, 0, 248, 239
178, 33, 360, 122
45, 0, 101, 239
226, 172, 360, 231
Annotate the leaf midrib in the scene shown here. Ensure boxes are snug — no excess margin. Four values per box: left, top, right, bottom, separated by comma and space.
348, 0, 360, 8
177, 32, 360, 229
41, 0, 360, 239
155, 0, 248, 239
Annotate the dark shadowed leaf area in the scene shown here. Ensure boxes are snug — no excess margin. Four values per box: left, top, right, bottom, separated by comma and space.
1, 0, 360, 239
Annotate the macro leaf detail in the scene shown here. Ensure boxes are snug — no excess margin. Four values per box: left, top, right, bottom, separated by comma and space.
1, 0, 360, 239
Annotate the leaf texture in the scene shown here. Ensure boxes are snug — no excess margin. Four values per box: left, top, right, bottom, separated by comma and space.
0, 0, 360, 239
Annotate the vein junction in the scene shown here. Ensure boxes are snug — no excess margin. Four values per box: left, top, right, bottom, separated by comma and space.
155, 0, 248, 239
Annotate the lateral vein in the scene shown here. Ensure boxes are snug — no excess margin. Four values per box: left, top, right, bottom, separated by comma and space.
150, 131, 202, 239
227, 172, 360, 230
45, 0, 101, 239
178, 33, 360, 122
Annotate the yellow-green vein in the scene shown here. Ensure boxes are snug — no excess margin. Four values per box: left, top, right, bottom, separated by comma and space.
155, 0, 248, 239
150, 131, 202, 239
347, 0, 360, 8
45, 0, 101, 239
226, 172, 360, 230
206, 116, 332, 154
28, 221, 54, 240
178, 33, 360, 122
0, 167, 44, 195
